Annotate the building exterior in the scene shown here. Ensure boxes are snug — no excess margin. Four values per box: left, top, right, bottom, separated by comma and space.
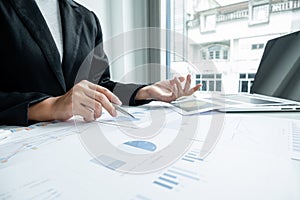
171, 0, 300, 94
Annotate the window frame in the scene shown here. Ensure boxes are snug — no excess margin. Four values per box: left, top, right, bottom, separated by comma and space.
249, 1, 270, 25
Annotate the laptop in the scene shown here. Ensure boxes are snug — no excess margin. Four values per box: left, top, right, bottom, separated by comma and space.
210, 30, 300, 112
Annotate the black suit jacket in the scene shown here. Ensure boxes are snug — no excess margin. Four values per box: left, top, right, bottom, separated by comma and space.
0, 0, 147, 125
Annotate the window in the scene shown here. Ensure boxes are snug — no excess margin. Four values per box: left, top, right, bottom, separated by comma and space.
248, 73, 256, 79
204, 14, 216, 31
252, 43, 264, 50
215, 50, 220, 59
202, 45, 229, 61
195, 73, 222, 92
202, 81, 207, 91
209, 51, 214, 60
208, 46, 218, 60
240, 81, 249, 92
202, 51, 207, 60
239, 73, 256, 93
203, 74, 215, 79
216, 80, 222, 91
223, 50, 228, 59
250, 3, 270, 24
240, 73, 246, 79
253, 4, 269, 21
216, 74, 222, 79
209, 80, 214, 91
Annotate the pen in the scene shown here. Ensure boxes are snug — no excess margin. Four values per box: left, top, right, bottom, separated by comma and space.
112, 103, 136, 119
82, 103, 136, 119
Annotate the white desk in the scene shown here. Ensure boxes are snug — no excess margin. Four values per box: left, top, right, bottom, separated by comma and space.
0, 103, 299, 200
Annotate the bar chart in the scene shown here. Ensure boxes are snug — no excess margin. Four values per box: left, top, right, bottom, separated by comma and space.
291, 122, 300, 160
153, 165, 202, 190
181, 148, 203, 163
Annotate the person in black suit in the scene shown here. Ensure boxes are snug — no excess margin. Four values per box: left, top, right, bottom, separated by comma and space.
0, 0, 201, 126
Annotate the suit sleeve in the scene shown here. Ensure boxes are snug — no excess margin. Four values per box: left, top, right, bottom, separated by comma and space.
0, 92, 51, 126
91, 12, 152, 106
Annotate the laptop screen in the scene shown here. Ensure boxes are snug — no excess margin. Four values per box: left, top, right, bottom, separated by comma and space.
250, 31, 300, 102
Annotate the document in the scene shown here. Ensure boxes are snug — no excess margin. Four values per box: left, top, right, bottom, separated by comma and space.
0, 106, 299, 200
0, 121, 78, 166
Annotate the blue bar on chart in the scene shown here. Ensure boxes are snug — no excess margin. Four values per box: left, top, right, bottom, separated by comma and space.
163, 173, 176, 179
153, 180, 173, 190
181, 149, 203, 163
158, 177, 178, 185
152, 165, 201, 190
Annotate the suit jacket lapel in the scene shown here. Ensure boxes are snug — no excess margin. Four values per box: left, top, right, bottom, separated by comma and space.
59, 0, 83, 88
10, 0, 66, 92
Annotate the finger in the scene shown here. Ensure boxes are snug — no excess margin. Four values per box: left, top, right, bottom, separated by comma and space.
186, 84, 202, 96
183, 74, 191, 93
169, 78, 176, 86
77, 96, 103, 119
174, 77, 183, 97
72, 81, 106, 120
82, 86, 117, 117
93, 92, 117, 117
89, 83, 122, 105
166, 78, 178, 99
76, 103, 95, 122
157, 78, 177, 94
73, 89, 101, 114
192, 84, 202, 92
178, 76, 185, 82
93, 102, 103, 119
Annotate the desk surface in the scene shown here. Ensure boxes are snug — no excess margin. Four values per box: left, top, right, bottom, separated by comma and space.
0, 102, 299, 200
